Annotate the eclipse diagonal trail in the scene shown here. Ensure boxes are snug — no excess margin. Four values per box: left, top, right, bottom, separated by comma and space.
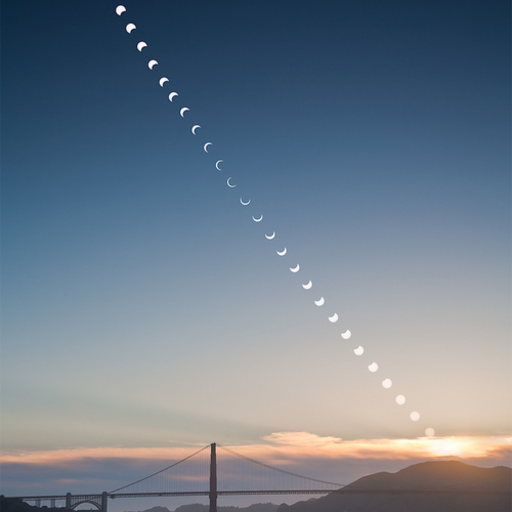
114, 4, 435, 438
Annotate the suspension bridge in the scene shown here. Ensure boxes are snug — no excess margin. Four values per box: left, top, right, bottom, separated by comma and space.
6, 443, 345, 512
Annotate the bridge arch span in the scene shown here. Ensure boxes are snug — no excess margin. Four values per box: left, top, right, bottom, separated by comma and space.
66, 492, 108, 512
71, 499, 103, 510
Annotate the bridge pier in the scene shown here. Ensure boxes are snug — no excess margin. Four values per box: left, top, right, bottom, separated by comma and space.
209, 443, 217, 512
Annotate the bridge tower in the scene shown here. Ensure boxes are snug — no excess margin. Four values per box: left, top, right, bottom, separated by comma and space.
209, 443, 217, 512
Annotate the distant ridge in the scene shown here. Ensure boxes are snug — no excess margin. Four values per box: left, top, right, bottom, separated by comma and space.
277, 460, 511, 512
125, 504, 279, 512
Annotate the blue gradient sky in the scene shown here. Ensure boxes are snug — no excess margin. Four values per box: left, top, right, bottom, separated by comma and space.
1, 0, 510, 498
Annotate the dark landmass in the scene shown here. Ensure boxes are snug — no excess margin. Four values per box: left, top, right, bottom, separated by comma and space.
277, 460, 512, 512
0, 497, 73, 512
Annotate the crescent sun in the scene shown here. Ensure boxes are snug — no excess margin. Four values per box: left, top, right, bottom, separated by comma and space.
276, 248, 287, 256
148, 59, 158, 70
180, 107, 190, 117
137, 41, 148, 51
191, 125, 201, 135
290, 264, 300, 273
126, 23, 136, 33
328, 313, 339, 323
265, 232, 276, 240
215, 160, 223, 171
204, 142, 213, 153
240, 198, 251, 206
341, 330, 352, 340
302, 280, 312, 290
314, 297, 325, 306
159, 77, 169, 87
116, 5, 127, 16
227, 177, 236, 188
169, 92, 179, 102
252, 215, 263, 222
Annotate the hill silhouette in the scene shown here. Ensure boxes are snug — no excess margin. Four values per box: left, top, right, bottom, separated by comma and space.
277, 460, 511, 512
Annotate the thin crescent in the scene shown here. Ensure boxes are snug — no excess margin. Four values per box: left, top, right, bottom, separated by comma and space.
191, 125, 201, 135
252, 215, 263, 222
265, 232, 276, 240
159, 77, 169, 87
276, 248, 287, 256
180, 107, 190, 117
126, 23, 136, 33
314, 297, 325, 306
116, 5, 127, 16
227, 177, 236, 188
169, 92, 179, 102
137, 41, 147, 51
240, 198, 251, 206
215, 160, 223, 171
341, 330, 352, 340
302, 280, 312, 290
204, 142, 212, 153
290, 264, 300, 273
328, 313, 339, 323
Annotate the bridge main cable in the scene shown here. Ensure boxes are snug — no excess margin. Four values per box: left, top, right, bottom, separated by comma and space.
217, 444, 345, 488
109, 444, 211, 493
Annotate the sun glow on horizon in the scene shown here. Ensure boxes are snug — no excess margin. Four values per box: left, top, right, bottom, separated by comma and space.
1, 433, 510, 467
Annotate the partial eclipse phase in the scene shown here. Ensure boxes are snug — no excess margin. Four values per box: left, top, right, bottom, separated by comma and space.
168, 92, 178, 102
191, 125, 201, 135
314, 297, 325, 306
276, 248, 287, 256
203, 142, 212, 152
126, 23, 136, 33
215, 160, 223, 171
368, 362, 379, 373
290, 264, 300, 273
159, 77, 169, 87
302, 280, 312, 290
382, 379, 392, 389
116, 5, 126, 15
227, 177, 236, 188
137, 41, 147, 51
180, 107, 190, 117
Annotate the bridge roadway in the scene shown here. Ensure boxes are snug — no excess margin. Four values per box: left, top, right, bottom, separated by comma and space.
11, 488, 510, 502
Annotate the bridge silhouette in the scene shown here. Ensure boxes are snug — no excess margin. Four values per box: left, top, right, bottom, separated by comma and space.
7, 443, 344, 512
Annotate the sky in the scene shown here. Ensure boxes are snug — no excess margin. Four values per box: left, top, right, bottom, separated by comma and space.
1, 0, 511, 508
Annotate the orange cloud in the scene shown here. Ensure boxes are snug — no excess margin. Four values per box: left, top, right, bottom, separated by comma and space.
1, 433, 510, 467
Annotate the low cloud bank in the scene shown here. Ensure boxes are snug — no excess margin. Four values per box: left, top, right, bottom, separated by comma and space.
1, 433, 510, 497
